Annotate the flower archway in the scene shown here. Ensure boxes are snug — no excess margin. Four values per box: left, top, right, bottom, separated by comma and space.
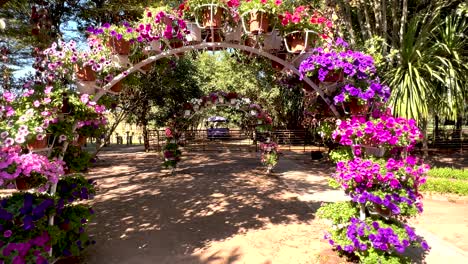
162, 91, 278, 174
0, 1, 432, 263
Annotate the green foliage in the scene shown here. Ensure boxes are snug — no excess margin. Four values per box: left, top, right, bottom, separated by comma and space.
420, 177, 468, 195
329, 146, 353, 163
57, 174, 96, 202
62, 145, 92, 173
53, 205, 94, 257
317, 201, 358, 224
428, 167, 468, 180
162, 141, 182, 168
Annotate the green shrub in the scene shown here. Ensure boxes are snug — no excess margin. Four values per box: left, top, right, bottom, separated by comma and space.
428, 167, 468, 180
420, 177, 468, 195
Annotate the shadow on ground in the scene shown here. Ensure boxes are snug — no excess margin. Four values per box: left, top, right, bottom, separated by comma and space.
82, 148, 323, 264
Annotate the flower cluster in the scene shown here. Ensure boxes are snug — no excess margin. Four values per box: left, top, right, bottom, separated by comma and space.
0, 190, 95, 263
299, 40, 390, 105
44, 38, 113, 82
334, 156, 428, 194
0, 88, 56, 147
238, 0, 283, 15
260, 140, 279, 169
278, 5, 332, 37
0, 146, 65, 191
332, 115, 422, 149
56, 174, 96, 203
327, 217, 429, 257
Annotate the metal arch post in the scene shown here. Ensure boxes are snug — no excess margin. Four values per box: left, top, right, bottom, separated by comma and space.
91, 42, 341, 118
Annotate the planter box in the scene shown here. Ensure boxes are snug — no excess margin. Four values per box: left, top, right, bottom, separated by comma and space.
186, 22, 202, 43
263, 30, 283, 52
76, 80, 96, 95
363, 146, 385, 157
225, 25, 243, 44
111, 54, 130, 68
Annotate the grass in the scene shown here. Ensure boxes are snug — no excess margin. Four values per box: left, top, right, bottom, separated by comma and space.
428, 167, 468, 180
420, 177, 468, 196
419, 167, 468, 195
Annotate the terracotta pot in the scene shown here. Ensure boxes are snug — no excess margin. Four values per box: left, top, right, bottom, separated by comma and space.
170, 40, 185, 57
249, 11, 269, 35
303, 82, 315, 92
206, 30, 222, 50
76, 65, 96, 81
77, 135, 87, 146
110, 81, 122, 93
27, 135, 49, 150
242, 37, 256, 56
108, 37, 130, 55
349, 98, 369, 116
59, 222, 72, 231
141, 62, 153, 72
62, 96, 71, 114
324, 70, 344, 83
272, 53, 286, 71
285, 32, 306, 53
202, 7, 223, 28
15, 177, 30, 191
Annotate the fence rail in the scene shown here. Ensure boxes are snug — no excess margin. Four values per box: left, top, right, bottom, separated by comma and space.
144, 128, 466, 152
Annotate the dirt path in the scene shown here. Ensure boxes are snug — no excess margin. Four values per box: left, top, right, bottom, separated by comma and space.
81, 146, 468, 263
83, 147, 339, 264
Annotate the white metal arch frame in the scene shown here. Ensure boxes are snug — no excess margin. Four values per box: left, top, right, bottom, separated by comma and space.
92, 42, 341, 118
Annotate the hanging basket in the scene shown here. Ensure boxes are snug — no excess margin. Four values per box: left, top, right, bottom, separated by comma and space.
284, 31, 307, 53
201, 6, 223, 28
75, 65, 96, 81
108, 37, 130, 55
247, 11, 269, 35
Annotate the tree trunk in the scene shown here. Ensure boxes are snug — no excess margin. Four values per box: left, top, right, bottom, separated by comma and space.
381, 0, 388, 51
421, 118, 429, 158
143, 121, 149, 151
372, 0, 381, 37
400, 0, 408, 48
391, 0, 400, 49
338, 0, 356, 46
434, 114, 439, 144
360, 0, 373, 37
356, 7, 368, 39
91, 110, 129, 158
